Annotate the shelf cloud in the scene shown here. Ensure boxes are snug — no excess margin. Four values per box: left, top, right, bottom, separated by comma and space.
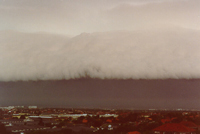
0, 27, 200, 81
0, 0, 200, 81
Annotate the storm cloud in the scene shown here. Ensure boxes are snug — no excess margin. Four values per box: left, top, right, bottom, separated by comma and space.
0, 27, 200, 81
0, 0, 200, 81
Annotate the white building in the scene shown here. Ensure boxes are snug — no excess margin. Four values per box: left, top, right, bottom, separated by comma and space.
0, 106, 15, 110
99, 114, 118, 118
28, 106, 37, 109
57, 114, 88, 119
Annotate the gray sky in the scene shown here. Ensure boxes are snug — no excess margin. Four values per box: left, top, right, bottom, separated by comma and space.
0, 0, 200, 109
0, 0, 199, 35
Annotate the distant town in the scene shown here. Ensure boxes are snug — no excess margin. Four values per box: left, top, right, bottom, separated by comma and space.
0, 106, 200, 134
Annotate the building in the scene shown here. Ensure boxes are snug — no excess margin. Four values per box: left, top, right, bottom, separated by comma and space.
127, 131, 141, 134
6, 125, 51, 133
55, 114, 88, 119
99, 114, 118, 118
15, 106, 25, 109
153, 123, 196, 134
0, 106, 15, 110
180, 121, 199, 131
28, 106, 37, 109
0, 119, 24, 126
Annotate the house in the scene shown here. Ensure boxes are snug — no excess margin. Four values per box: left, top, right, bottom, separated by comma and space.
106, 119, 112, 123
161, 118, 171, 124
0, 119, 24, 126
82, 119, 88, 123
153, 123, 196, 134
6, 125, 51, 133
180, 121, 199, 131
127, 131, 141, 134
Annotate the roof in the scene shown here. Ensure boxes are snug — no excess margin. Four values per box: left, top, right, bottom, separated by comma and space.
180, 121, 198, 128
153, 123, 195, 132
127, 131, 141, 134
161, 118, 171, 124
82, 119, 88, 123
6, 125, 50, 131
0, 119, 24, 122
106, 119, 112, 123
29, 116, 52, 118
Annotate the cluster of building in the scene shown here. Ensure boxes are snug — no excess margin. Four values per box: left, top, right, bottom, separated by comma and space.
0, 106, 200, 134
153, 122, 198, 134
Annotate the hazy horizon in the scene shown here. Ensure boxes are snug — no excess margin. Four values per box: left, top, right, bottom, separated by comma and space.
1, 78, 200, 110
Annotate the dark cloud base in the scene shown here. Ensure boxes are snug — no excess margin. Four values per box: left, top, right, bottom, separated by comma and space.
0, 78, 200, 110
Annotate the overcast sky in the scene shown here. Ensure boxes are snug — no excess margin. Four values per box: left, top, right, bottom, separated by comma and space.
0, 0, 200, 35
0, 0, 200, 109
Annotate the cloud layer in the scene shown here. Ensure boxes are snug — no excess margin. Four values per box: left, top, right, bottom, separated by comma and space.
0, 0, 200, 81
0, 27, 200, 81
